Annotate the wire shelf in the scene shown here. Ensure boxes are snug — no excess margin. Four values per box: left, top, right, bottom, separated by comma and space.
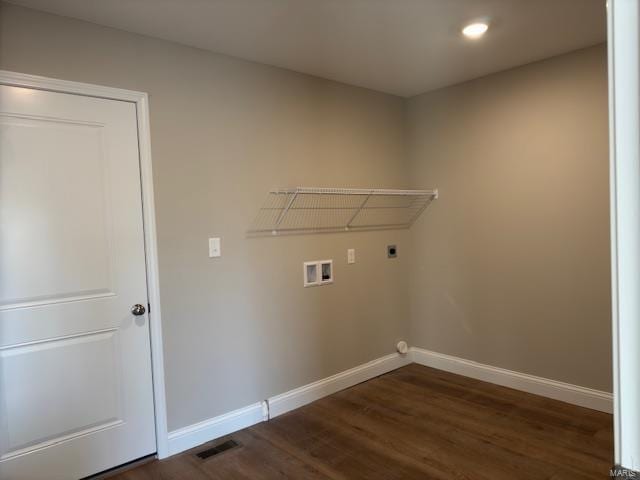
248, 187, 438, 236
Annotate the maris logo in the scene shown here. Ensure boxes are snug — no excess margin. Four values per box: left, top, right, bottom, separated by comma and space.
610, 468, 638, 478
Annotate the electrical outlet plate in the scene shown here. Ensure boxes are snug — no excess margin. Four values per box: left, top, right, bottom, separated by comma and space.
209, 237, 221, 257
347, 249, 355, 264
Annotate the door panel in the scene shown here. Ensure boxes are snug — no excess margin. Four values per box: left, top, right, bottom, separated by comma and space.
1, 330, 122, 458
0, 84, 156, 480
0, 114, 113, 308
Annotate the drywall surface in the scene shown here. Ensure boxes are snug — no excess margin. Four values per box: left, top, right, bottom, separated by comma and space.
0, 3, 410, 431
406, 45, 612, 391
0, 2, 612, 433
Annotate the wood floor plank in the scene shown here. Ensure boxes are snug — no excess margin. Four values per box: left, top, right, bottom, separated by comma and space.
310, 391, 555, 479
108, 364, 613, 479
253, 406, 453, 480
359, 372, 611, 469
328, 372, 609, 479
379, 367, 612, 459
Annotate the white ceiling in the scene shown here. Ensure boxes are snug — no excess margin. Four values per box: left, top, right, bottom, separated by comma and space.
7, 0, 606, 97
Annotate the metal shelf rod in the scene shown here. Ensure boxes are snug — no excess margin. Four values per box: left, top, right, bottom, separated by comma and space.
249, 186, 438, 236
346, 192, 373, 228
270, 187, 437, 197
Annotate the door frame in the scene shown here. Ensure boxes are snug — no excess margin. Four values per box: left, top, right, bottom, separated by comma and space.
607, 0, 640, 472
0, 70, 170, 459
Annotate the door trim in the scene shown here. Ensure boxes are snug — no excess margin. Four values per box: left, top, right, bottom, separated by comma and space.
607, 0, 640, 471
0, 70, 170, 459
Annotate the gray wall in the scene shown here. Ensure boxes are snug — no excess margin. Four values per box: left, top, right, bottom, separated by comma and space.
0, 3, 411, 431
0, 3, 612, 433
406, 45, 612, 391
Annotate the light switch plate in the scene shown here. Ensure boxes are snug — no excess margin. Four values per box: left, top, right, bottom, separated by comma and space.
347, 249, 356, 264
209, 237, 221, 258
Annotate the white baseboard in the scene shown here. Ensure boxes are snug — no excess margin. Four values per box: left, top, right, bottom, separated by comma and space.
268, 352, 411, 418
410, 347, 613, 413
166, 351, 410, 456
166, 348, 611, 457
167, 402, 266, 456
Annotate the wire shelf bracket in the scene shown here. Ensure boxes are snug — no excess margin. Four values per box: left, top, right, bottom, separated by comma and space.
248, 187, 438, 236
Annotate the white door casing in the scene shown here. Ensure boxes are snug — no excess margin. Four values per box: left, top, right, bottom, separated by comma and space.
608, 0, 640, 471
0, 75, 165, 479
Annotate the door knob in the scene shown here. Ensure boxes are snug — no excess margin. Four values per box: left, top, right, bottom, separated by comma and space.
131, 304, 146, 316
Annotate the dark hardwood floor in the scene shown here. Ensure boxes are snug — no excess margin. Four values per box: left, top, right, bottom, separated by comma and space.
110, 364, 613, 479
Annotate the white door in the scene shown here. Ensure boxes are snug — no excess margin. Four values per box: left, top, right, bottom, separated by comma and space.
0, 84, 157, 479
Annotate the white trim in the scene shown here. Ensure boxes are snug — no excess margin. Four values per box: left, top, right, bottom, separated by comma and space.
268, 352, 411, 418
0, 70, 147, 102
136, 91, 170, 459
167, 403, 265, 456
166, 352, 410, 456
0, 71, 170, 459
607, 0, 640, 471
607, 0, 622, 465
162, 347, 615, 460
410, 347, 613, 414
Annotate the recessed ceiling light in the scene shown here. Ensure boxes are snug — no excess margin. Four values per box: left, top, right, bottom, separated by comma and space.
462, 22, 489, 39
